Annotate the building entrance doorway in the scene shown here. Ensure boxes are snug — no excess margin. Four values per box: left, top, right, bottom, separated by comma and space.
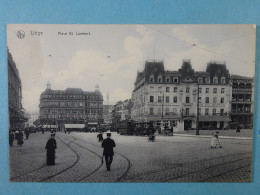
184, 120, 192, 130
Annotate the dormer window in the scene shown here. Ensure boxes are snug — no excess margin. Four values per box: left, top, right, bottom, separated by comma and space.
213, 76, 218, 84
198, 77, 203, 83
158, 76, 162, 83
150, 75, 154, 82
166, 76, 170, 83
173, 77, 178, 83
205, 77, 210, 84
221, 77, 226, 84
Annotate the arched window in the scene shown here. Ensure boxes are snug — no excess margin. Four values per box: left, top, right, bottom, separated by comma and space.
221, 76, 226, 84
166, 76, 170, 83
213, 76, 218, 84
158, 75, 162, 83
149, 75, 154, 82
205, 77, 210, 84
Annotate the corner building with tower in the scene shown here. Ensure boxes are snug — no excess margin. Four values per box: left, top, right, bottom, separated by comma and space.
131, 60, 253, 131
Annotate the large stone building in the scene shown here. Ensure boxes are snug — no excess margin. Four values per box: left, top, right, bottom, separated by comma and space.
230, 75, 254, 128
39, 83, 103, 130
131, 60, 236, 131
8, 50, 27, 130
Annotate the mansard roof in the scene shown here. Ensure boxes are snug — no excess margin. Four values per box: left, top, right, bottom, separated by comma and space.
206, 61, 229, 77
143, 61, 165, 79
65, 88, 84, 94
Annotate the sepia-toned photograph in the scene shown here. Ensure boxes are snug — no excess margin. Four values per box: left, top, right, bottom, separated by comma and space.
7, 24, 255, 182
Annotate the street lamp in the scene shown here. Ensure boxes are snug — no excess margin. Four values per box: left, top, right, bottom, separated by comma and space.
196, 83, 200, 135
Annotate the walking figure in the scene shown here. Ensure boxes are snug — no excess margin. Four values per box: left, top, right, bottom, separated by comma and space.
102, 132, 116, 171
25, 129, 30, 140
210, 131, 222, 149
17, 130, 24, 146
97, 132, 103, 142
9, 131, 15, 147
45, 133, 57, 165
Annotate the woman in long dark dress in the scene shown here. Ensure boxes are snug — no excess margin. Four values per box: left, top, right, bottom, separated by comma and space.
45, 133, 57, 165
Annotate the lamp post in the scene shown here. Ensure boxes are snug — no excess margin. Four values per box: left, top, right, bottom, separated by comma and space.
196, 83, 200, 135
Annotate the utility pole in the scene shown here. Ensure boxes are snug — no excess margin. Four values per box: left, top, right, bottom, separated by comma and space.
196, 83, 200, 135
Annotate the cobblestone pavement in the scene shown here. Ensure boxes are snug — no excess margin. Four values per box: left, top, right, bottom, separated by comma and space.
9, 132, 253, 182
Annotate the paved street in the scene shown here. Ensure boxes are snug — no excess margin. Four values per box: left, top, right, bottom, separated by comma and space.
9, 131, 252, 182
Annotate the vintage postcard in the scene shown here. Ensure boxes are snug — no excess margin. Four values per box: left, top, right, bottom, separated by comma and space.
7, 24, 255, 182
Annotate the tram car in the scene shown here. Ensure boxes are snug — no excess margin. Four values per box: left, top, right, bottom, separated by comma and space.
118, 120, 155, 136
118, 120, 135, 135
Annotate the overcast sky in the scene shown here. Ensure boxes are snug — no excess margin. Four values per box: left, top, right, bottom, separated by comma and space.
7, 24, 256, 113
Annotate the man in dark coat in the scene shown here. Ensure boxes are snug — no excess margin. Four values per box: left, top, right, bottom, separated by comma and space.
45, 133, 57, 165
25, 129, 30, 140
17, 130, 24, 146
97, 132, 104, 142
102, 132, 116, 171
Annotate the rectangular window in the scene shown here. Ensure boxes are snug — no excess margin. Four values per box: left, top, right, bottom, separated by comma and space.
150, 107, 153, 115
198, 108, 201, 115
198, 97, 202, 103
158, 107, 161, 115
205, 108, 209, 116
158, 96, 162, 103
221, 78, 225, 84
220, 109, 224, 116
205, 97, 209, 103
158, 86, 162, 92
150, 96, 154, 102
173, 96, 177, 103
213, 97, 217, 104
186, 97, 190, 103
221, 88, 225, 93
199, 88, 202, 93
186, 87, 190, 93
166, 87, 170, 92
206, 88, 209, 93
174, 78, 178, 83
185, 108, 189, 116
166, 96, 170, 103
221, 97, 224, 103
213, 88, 217, 93
174, 87, 178, 92
213, 109, 216, 115
165, 107, 169, 115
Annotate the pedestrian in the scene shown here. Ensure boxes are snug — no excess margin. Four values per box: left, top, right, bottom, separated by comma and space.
236, 125, 240, 133
45, 133, 57, 165
17, 130, 24, 146
9, 131, 15, 147
42, 128, 44, 134
97, 132, 103, 142
25, 129, 30, 140
101, 132, 116, 171
211, 131, 221, 149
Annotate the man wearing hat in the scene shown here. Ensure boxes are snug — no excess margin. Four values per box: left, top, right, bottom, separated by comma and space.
101, 131, 116, 171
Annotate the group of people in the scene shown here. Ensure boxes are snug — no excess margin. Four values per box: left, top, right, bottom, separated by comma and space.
9, 129, 28, 147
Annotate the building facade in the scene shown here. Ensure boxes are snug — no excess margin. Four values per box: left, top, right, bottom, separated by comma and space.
8, 50, 27, 130
230, 75, 254, 128
39, 83, 103, 130
131, 60, 233, 131
103, 105, 114, 124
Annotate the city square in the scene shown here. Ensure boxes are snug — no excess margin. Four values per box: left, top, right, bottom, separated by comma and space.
10, 131, 252, 182
7, 24, 255, 183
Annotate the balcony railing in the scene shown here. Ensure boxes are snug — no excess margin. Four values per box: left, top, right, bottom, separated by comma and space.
232, 88, 252, 92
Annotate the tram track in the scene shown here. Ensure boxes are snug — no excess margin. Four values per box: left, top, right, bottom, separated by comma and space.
121, 152, 252, 182
71, 137, 132, 182
39, 137, 81, 182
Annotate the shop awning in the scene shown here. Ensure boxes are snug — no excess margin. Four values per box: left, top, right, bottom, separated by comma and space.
42, 125, 58, 128
65, 124, 85, 128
